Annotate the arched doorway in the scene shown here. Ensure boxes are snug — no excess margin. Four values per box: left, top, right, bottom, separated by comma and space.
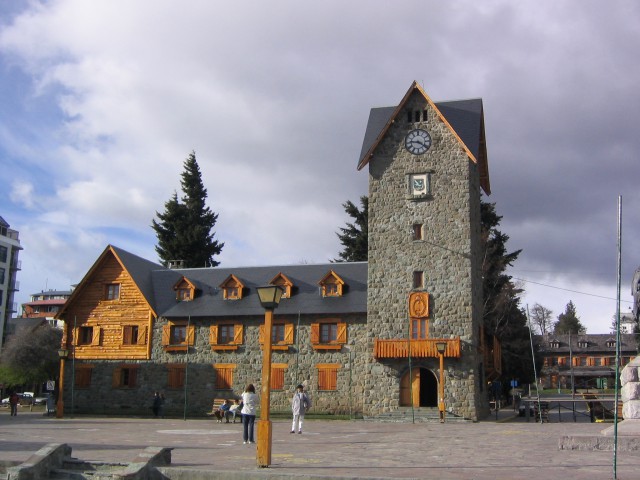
400, 367, 438, 407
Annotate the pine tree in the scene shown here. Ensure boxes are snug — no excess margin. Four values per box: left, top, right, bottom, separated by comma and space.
553, 301, 585, 334
152, 151, 224, 268
480, 202, 534, 385
334, 196, 368, 262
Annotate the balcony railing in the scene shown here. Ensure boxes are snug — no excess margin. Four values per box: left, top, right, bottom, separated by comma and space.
374, 337, 461, 359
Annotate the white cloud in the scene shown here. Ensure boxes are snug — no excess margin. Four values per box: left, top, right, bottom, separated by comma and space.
1, 0, 638, 332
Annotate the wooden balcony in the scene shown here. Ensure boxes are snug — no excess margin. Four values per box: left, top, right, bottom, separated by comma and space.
374, 337, 461, 359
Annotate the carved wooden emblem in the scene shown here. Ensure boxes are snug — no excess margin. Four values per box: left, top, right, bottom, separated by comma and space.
409, 292, 430, 318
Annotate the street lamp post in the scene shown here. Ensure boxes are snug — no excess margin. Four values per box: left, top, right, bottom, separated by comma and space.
255, 285, 284, 468
56, 348, 69, 419
435, 341, 447, 423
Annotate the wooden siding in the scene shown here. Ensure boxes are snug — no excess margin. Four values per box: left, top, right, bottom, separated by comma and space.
373, 337, 461, 358
60, 252, 153, 360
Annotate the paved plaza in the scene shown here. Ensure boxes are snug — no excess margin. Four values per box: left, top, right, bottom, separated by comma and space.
0, 407, 638, 479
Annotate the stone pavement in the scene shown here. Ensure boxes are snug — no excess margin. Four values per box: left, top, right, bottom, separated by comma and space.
0, 407, 638, 479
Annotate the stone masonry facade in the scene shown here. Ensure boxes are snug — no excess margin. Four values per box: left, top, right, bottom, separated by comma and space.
363, 89, 486, 420
65, 313, 368, 417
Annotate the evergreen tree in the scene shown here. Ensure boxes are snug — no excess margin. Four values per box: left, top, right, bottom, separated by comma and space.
152, 151, 224, 268
334, 196, 368, 262
480, 202, 535, 385
553, 301, 585, 334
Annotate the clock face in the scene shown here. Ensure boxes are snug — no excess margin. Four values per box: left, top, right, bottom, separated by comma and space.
405, 129, 432, 155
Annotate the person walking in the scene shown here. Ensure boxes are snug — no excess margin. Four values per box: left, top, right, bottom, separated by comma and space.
291, 384, 311, 434
152, 391, 162, 417
241, 384, 258, 445
9, 391, 19, 416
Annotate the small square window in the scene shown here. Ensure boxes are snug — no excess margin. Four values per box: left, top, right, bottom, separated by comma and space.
78, 326, 93, 345
105, 284, 120, 300
413, 271, 424, 289
412, 224, 423, 241
320, 323, 338, 343
171, 325, 187, 344
219, 324, 235, 344
272, 324, 285, 343
123, 326, 139, 345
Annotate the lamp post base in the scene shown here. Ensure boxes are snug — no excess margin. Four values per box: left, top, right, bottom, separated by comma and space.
256, 419, 272, 467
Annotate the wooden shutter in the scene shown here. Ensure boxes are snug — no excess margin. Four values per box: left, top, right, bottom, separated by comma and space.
123, 326, 132, 345
337, 322, 347, 344
210, 325, 218, 345
284, 324, 294, 344
75, 367, 92, 387
128, 367, 138, 388
162, 325, 170, 346
271, 366, 285, 390
187, 325, 195, 345
112, 367, 122, 387
233, 324, 243, 344
318, 365, 338, 391
138, 326, 148, 345
310, 323, 319, 344
91, 327, 101, 346
215, 366, 234, 390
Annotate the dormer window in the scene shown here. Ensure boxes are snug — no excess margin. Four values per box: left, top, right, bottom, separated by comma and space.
318, 270, 345, 297
550, 340, 560, 349
577, 340, 588, 348
220, 274, 245, 300
269, 273, 293, 299
173, 277, 196, 302
606, 339, 616, 348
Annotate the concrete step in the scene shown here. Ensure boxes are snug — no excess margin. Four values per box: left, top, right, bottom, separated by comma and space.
364, 407, 471, 423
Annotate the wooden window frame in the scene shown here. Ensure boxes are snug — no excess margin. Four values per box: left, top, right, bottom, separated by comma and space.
318, 271, 345, 298
104, 283, 120, 301
162, 321, 195, 352
410, 317, 429, 339
317, 363, 340, 391
214, 364, 236, 390
269, 273, 294, 299
311, 319, 347, 350
122, 325, 147, 346
173, 276, 196, 302
76, 326, 100, 346
219, 274, 245, 300
167, 364, 186, 389
112, 365, 138, 389
259, 321, 294, 350
210, 322, 244, 351
74, 365, 93, 388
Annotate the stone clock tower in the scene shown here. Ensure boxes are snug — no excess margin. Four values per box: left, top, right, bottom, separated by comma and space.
358, 81, 491, 420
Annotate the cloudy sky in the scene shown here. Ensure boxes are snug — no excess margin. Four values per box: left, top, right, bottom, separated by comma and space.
1, 1, 638, 334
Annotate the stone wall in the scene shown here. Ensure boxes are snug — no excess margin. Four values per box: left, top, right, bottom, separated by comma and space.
61, 312, 368, 417
364, 91, 486, 420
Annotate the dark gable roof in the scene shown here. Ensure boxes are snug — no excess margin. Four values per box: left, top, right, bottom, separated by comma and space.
356, 81, 490, 195
534, 333, 637, 353
156, 262, 368, 319
358, 100, 484, 165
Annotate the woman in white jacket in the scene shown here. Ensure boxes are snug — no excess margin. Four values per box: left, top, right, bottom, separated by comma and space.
241, 384, 258, 444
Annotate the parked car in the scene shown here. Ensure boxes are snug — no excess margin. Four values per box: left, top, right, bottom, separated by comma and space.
1, 393, 33, 405
32, 394, 51, 405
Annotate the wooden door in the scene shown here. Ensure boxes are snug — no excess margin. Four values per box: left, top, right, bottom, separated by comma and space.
400, 369, 420, 407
